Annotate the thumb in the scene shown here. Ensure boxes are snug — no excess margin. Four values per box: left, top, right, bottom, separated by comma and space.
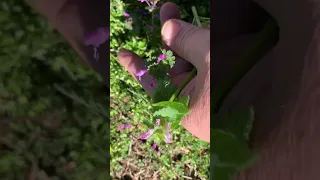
161, 19, 210, 72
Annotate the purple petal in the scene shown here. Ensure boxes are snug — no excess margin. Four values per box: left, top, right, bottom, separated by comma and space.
167, 122, 171, 132
149, 77, 155, 88
136, 69, 148, 81
84, 27, 110, 47
149, 24, 154, 32
118, 124, 125, 131
125, 124, 131, 129
165, 133, 173, 144
157, 54, 167, 63
151, 0, 156, 9
138, 0, 151, 7
139, 129, 154, 140
124, 12, 130, 17
156, 150, 161, 156
155, 119, 160, 127
152, 142, 157, 150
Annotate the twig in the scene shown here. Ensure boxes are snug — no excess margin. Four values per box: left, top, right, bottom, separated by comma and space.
182, 175, 193, 179
128, 135, 133, 155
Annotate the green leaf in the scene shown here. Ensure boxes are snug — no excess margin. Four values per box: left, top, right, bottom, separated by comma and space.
153, 101, 189, 115
211, 129, 257, 168
152, 101, 189, 122
176, 96, 190, 107
151, 80, 177, 103
214, 107, 254, 141
153, 107, 179, 121
170, 119, 181, 130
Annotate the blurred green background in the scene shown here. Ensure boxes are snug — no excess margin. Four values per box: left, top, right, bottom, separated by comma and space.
0, 0, 108, 179
110, 0, 210, 179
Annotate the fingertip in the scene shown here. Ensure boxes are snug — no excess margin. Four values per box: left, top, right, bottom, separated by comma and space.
161, 19, 181, 45
118, 48, 132, 59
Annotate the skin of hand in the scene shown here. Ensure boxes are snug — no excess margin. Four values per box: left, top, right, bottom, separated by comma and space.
117, 2, 210, 142
212, 0, 320, 179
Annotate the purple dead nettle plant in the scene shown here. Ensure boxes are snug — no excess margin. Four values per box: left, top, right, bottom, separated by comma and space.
138, 119, 169, 155
123, 1, 159, 35
134, 50, 179, 156
84, 27, 110, 61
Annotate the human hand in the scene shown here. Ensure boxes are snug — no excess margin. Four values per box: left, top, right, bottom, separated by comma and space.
24, 0, 110, 85
118, 2, 210, 142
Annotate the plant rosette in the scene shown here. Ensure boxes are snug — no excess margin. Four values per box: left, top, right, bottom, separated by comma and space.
134, 48, 191, 156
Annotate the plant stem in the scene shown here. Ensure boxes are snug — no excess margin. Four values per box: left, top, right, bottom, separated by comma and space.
191, 6, 202, 28
212, 18, 278, 112
168, 6, 201, 102
169, 68, 197, 101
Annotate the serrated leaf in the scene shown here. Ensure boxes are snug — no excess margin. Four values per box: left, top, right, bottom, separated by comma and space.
166, 50, 173, 57
151, 80, 176, 103
153, 107, 179, 122
215, 107, 254, 141
153, 101, 189, 115
211, 129, 257, 168
148, 63, 170, 79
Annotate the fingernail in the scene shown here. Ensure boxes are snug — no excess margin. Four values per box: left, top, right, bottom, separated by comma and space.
161, 19, 181, 45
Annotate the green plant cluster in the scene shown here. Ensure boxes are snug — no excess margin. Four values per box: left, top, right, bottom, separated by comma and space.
0, 0, 109, 179
110, 0, 210, 179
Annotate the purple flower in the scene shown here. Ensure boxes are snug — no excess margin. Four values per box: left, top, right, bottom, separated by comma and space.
118, 123, 131, 131
138, 0, 151, 7
124, 124, 131, 129
167, 122, 171, 132
139, 129, 154, 140
165, 133, 173, 143
84, 27, 109, 47
152, 142, 157, 150
165, 123, 173, 143
125, 19, 132, 23
118, 124, 125, 131
155, 119, 160, 127
156, 150, 161, 156
124, 12, 130, 17
149, 24, 154, 32
149, 77, 155, 88
157, 54, 167, 63
136, 69, 148, 81
84, 27, 109, 60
